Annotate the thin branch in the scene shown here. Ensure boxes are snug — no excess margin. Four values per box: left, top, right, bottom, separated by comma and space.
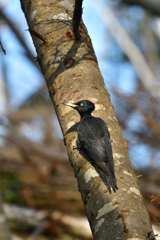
0, 39, 6, 54
0, 8, 38, 66
73, 0, 84, 40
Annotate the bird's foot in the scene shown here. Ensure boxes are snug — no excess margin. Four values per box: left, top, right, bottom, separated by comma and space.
73, 145, 81, 152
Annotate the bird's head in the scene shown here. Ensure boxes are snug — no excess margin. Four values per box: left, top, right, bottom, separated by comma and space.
65, 100, 95, 117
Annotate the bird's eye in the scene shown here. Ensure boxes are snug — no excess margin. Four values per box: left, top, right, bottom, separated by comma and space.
80, 102, 84, 107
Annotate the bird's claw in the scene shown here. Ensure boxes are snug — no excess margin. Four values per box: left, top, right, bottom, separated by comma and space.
73, 146, 77, 150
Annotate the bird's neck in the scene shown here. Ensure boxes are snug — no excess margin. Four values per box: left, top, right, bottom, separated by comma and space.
80, 113, 92, 119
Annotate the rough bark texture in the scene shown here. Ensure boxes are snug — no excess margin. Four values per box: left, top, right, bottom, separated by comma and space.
20, 0, 154, 239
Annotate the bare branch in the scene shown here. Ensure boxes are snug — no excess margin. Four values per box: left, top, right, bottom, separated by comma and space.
73, 0, 83, 40
0, 8, 37, 66
0, 39, 6, 54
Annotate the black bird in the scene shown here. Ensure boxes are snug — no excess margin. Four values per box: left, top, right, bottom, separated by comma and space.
65, 100, 118, 193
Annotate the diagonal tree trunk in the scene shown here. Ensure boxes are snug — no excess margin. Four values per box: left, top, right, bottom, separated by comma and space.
20, 0, 154, 239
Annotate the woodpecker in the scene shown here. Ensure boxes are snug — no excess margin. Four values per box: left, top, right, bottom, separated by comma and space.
65, 100, 118, 193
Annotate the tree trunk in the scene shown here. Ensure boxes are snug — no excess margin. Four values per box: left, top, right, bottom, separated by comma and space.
20, 0, 154, 239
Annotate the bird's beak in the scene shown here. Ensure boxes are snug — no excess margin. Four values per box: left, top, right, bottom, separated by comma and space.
64, 102, 77, 109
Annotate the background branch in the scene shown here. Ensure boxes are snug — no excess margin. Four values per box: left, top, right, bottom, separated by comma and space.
92, 3, 160, 99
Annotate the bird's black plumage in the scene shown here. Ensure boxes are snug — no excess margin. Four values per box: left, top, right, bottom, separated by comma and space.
65, 100, 118, 193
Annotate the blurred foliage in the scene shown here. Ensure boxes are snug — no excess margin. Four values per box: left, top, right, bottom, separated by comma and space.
0, 172, 23, 204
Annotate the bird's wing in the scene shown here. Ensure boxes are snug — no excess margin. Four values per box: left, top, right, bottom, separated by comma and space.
78, 117, 117, 192
78, 117, 112, 167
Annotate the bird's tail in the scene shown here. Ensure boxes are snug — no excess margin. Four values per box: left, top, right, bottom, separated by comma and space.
88, 157, 118, 193
97, 167, 118, 193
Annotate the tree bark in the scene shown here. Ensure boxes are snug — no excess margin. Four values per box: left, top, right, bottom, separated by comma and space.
20, 0, 154, 239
